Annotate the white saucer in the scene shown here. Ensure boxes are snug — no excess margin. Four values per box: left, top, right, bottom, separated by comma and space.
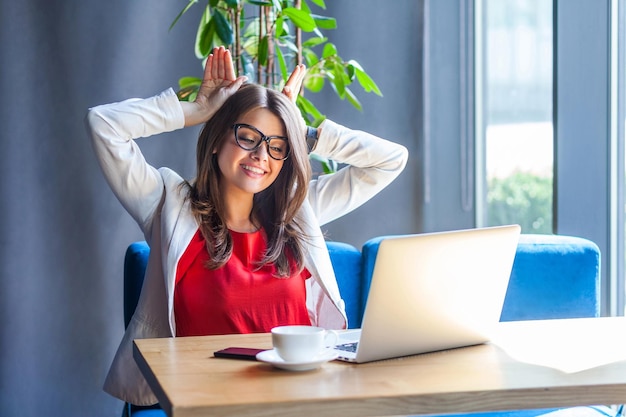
256, 349, 338, 371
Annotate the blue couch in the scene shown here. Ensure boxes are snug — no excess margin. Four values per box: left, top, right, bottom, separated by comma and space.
123, 233, 609, 417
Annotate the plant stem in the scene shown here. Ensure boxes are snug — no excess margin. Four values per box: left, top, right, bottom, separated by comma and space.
258, 5, 264, 85
233, 6, 242, 76
265, 6, 274, 87
295, 0, 303, 66
295, 0, 303, 94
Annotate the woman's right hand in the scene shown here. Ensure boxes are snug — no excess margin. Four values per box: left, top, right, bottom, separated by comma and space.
181, 46, 248, 127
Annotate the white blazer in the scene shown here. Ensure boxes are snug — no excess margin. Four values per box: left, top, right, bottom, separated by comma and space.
86, 88, 408, 405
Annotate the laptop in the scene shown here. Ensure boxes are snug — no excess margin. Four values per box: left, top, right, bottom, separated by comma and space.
334, 224, 521, 363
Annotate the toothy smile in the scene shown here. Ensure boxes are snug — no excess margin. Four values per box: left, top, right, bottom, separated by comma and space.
242, 164, 265, 175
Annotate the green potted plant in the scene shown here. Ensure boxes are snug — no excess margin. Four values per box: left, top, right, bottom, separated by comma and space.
171, 0, 382, 173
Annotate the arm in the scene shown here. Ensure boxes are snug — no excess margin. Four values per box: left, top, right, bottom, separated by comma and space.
307, 120, 409, 226
85, 47, 246, 231
280, 64, 409, 226
85, 89, 184, 232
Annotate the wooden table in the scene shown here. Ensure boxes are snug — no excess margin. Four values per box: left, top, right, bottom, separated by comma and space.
133, 317, 626, 417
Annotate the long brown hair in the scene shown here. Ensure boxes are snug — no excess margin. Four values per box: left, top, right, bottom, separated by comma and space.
187, 84, 312, 277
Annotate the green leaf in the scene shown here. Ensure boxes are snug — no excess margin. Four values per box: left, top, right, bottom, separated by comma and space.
212, 10, 234, 45
169, 0, 198, 31
312, 27, 324, 39
355, 68, 382, 96
177, 85, 200, 102
346, 59, 364, 71
346, 60, 382, 96
304, 68, 325, 93
282, 39, 299, 54
302, 49, 319, 67
300, 0, 312, 14
308, 0, 326, 9
242, 18, 259, 37
247, 0, 272, 5
296, 94, 325, 125
224, 0, 239, 7
344, 87, 363, 111
309, 153, 327, 163
302, 36, 327, 48
328, 61, 346, 98
322, 42, 337, 59
258, 35, 269, 66
195, 9, 215, 59
346, 63, 356, 81
283, 7, 317, 32
242, 34, 259, 56
322, 159, 338, 174
309, 153, 337, 174
178, 76, 202, 89
312, 15, 336, 30
276, 47, 288, 82
275, 15, 286, 37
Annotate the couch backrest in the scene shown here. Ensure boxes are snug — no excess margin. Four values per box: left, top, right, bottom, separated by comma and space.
123, 241, 364, 329
124, 234, 601, 331
499, 234, 601, 321
361, 234, 601, 323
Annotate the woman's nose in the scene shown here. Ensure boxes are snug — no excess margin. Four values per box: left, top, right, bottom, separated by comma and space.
251, 141, 269, 160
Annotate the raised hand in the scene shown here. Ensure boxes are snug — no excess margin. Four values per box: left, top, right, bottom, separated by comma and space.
182, 46, 248, 127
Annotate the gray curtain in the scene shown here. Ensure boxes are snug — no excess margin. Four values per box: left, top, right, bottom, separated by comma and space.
0, 1, 419, 416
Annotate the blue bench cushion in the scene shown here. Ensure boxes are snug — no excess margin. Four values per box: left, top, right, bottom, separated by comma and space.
124, 241, 150, 328
326, 241, 363, 329
123, 240, 364, 329
361, 234, 601, 323
500, 234, 600, 321
129, 409, 165, 417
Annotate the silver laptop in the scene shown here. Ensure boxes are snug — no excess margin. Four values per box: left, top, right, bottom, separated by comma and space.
334, 224, 521, 363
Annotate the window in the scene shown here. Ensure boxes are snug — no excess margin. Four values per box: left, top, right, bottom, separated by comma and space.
422, 0, 622, 315
477, 0, 553, 234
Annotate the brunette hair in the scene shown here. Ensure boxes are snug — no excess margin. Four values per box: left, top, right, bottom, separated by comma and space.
187, 83, 312, 277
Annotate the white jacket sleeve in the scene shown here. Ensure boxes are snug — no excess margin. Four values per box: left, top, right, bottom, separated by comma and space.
85, 88, 185, 234
307, 119, 409, 226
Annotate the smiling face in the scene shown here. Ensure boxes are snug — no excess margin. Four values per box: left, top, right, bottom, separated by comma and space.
216, 107, 287, 198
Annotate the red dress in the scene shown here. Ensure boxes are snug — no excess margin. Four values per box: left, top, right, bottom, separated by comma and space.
174, 229, 312, 336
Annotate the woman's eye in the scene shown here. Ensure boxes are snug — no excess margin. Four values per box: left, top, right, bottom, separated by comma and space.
239, 136, 257, 145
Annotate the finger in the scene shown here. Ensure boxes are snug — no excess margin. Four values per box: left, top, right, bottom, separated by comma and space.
287, 65, 306, 89
217, 46, 226, 78
224, 49, 236, 81
210, 47, 221, 79
205, 52, 214, 81
283, 64, 306, 101
284, 64, 301, 87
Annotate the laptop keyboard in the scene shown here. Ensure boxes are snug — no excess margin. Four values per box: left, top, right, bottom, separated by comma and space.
335, 342, 359, 353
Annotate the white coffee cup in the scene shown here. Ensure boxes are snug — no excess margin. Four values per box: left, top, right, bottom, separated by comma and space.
271, 325, 338, 362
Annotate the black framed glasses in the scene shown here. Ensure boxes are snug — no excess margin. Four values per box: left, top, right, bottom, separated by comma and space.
233, 123, 290, 161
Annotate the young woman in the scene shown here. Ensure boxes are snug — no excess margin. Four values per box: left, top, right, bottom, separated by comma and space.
86, 47, 408, 405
